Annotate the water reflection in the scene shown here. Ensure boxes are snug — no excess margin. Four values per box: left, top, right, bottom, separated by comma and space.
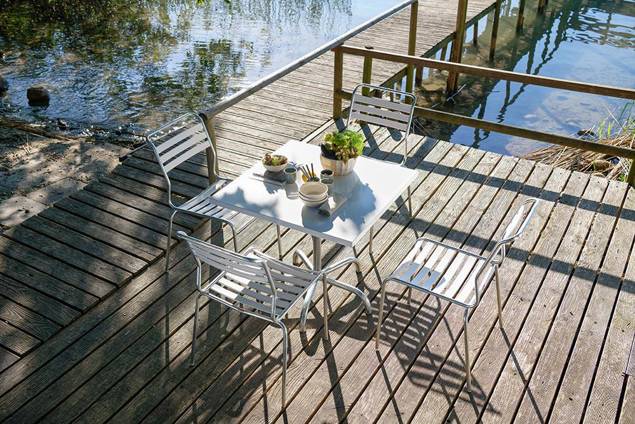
414, 0, 635, 156
0, 0, 399, 133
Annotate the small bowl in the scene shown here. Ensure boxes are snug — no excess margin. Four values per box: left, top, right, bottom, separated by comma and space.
262, 154, 288, 173
300, 193, 327, 207
300, 181, 328, 200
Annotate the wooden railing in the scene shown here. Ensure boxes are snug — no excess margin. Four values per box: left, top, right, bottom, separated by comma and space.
332, 45, 635, 187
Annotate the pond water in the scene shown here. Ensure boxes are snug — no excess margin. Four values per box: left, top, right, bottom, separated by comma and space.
427, 0, 635, 156
0, 0, 401, 134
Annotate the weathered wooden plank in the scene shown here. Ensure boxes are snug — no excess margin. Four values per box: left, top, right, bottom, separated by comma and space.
4, 225, 130, 286
23, 216, 146, 275
335, 156, 531, 424
619, 375, 635, 423
582, 189, 635, 424
415, 166, 576, 423
480, 174, 609, 423
0, 320, 40, 356
0, 345, 19, 373
549, 183, 633, 424
0, 236, 112, 299
513, 177, 623, 422
39, 206, 160, 262
54, 197, 169, 249
373, 158, 543, 423
0, 273, 79, 326
0, 217, 271, 423
306, 152, 511, 424
0, 296, 60, 342
0, 253, 97, 311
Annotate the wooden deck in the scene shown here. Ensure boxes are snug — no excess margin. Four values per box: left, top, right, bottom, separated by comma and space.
0, 0, 634, 422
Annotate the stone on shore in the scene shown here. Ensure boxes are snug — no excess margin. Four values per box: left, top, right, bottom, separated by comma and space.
27, 85, 50, 105
0, 75, 8, 92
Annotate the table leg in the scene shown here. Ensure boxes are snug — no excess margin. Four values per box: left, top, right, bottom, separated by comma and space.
299, 236, 372, 332
299, 236, 321, 331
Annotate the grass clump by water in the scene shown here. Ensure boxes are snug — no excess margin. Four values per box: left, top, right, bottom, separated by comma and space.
524, 103, 634, 182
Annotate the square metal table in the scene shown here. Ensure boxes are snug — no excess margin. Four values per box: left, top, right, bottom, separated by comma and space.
212, 140, 419, 328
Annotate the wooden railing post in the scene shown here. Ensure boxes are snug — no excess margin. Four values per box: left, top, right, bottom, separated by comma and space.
489, 0, 502, 61
333, 47, 344, 119
405, 0, 419, 93
472, 19, 479, 46
516, 0, 527, 31
362, 46, 374, 95
446, 0, 468, 94
628, 160, 635, 187
200, 113, 218, 185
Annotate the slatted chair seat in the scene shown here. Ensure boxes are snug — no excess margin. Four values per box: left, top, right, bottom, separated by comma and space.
390, 239, 495, 307
177, 231, 325, 406
203, 251, 318, 320
376, 198, 539, 393
146, 113, 282, 271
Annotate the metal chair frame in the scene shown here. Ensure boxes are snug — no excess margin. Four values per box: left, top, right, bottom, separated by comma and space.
375, 198, 538, 391
346, 83, 417, 254
146, 113, 283, 270
177, 231, 322, 406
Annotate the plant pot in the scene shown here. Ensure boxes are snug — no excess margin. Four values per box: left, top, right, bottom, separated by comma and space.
320, 154, 357, 176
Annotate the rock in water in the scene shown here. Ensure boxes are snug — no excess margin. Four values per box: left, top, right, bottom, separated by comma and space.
0, 75, 8, 92
27, 85, 50, 106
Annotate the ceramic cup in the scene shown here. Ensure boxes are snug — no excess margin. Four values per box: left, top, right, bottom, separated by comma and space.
284, 166, 297, 184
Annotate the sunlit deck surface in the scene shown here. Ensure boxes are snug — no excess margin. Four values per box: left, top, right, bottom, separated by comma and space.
0, 0, 634, 422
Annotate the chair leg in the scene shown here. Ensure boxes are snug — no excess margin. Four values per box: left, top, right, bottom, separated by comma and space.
407, 186, 413, 217
228, 222, 239, 252
190, 292, 202, 367
323, 274, 329, 339
278, 321, 289, 407
463, 308, 472, 392
375, 280, 388, 350
495, 265, 503, 327
165, 210, 177, 272
276, 225, 283, 260
369, 226, 374, 255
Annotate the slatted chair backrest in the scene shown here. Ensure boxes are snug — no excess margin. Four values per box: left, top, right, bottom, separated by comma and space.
472, 198, 538, 305
146, 113, 216, 205
347, 83, 416, 150
177, 231, 279, 319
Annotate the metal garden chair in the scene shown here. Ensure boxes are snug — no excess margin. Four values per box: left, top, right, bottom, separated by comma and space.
347, 83, 416, 252
176, 231, 324, 406
146, 113, 283, 271
375, 198, 538, 391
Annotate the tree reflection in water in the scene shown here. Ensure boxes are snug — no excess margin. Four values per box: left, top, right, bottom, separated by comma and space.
0, 0, 395, 132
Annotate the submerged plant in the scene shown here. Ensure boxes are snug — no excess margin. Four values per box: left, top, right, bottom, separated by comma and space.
321, 129, 365, 162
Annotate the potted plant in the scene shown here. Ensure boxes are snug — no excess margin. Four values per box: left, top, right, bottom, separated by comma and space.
320, 129, 365, 176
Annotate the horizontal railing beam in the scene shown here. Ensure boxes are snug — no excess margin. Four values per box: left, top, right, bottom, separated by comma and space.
337, 89, 635, 160
337, 46, 635, 100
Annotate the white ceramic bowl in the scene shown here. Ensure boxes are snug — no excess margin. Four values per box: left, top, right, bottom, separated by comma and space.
262, 155, 288, 173
300, 194, 327, 207
300, 181, 328, 200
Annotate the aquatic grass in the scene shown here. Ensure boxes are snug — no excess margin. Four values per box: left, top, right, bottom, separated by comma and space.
524, 101, 635, 181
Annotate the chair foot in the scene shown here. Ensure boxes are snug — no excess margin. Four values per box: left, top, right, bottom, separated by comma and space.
375, 281, 387, 350
276, 225, 283, 260
278, 321, 289, 407
463, 309, 472, 392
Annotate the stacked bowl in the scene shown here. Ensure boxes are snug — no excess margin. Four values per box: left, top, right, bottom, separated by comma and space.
299, 182, 328, 207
